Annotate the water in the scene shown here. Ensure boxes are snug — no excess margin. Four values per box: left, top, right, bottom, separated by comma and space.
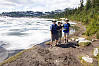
0, 17, 76, 62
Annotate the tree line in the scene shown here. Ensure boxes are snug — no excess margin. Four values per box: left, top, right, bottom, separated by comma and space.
41, 0, 99, 38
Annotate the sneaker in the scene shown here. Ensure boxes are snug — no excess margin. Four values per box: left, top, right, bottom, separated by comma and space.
55, 42, 58, 46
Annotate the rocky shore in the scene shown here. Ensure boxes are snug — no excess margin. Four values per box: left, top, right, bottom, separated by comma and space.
0, 22, 99, 66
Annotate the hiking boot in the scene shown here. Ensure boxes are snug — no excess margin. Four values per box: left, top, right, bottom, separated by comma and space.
50, 45, 53, 48
59, 41, 61, 45
58, 41, 60, 44
55, 42, 58, 46
66, 40, 68, 44
64, 41, 66, 44
67, 40, 68, 42
58, 41, 61, 45
64, 39, 66, 44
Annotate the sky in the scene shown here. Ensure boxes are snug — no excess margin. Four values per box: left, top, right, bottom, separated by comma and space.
0, 0, 86, 13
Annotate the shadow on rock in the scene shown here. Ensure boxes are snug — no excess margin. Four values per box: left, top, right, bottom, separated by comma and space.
58, 42, 77, 48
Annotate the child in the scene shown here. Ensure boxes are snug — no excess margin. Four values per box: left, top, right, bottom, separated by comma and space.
57, 22, 62, 45
50, 20, 58, 48
63, 18, 71, 43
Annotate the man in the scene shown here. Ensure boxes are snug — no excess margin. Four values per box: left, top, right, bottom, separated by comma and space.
50, 20, 58, 48
63, 18, 71, 43
57, 22, 62, 45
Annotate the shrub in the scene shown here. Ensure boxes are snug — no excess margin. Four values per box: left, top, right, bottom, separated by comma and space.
82, 32, 86, 35
96, 31, 99, 39
84, 42, 91, 46
86, 20, 98, 36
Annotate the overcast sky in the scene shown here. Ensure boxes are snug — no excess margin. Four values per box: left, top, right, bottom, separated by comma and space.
0, 0, 86, 12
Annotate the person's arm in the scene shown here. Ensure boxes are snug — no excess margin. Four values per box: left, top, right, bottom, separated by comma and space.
69, 27, 71, 34
68, 24, 71, 35
57, 26, 60, 31
60, 26, 62, 31
50, 25, 53, 38
50, 31, 52, 38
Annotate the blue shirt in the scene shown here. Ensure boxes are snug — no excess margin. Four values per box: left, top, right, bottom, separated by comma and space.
50, 24, 58, 34
63, 23, 71, 33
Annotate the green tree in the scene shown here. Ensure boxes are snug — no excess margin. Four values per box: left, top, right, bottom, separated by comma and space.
91, 0, 95, 8
85, 0, 91, 10
91, 0, 95, 14
80, 0, 84, 11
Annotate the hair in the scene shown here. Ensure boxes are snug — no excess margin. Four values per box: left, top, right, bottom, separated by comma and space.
58, 22, 61, 25
65, 20, 69, 22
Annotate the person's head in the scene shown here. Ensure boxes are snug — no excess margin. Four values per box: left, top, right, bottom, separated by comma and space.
65, 18, 69, 23
58, 22, 62, 26
52, 20, 57, 24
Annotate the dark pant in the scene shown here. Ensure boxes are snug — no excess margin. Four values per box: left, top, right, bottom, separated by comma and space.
52, 33, 58, 41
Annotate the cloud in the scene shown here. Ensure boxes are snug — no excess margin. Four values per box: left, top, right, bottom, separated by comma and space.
0, 0, 86, 12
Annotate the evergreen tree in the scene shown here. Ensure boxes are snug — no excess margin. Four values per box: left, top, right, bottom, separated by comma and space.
85, 0, 91, 10
80, 0, 84, 11
91, 0, 95, 14
95, 0, 99, 6
91, 0, 95, 8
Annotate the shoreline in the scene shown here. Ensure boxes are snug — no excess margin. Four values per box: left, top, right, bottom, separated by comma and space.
0, 47, 24, 63
0, 21, 81, 65
0, 20, 78, 63
0, 20, 98, 66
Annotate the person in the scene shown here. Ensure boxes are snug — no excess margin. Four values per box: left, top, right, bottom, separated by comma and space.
50, 20, 58, 48
63, 18, 71, 43
57, 22, 62, 45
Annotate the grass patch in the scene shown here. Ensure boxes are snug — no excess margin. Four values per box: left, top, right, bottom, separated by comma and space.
82, 32, 86, 35
0, 46, 37, 66
98, 57, 99, 66
82, 35, 88, 39
86, 36, 92, 41
93, 53, 99, 66
44, 41, 51, 45
78, 42, 91, 47
82, 35, 96, 42
72, 25, 80, 31
72, 36, 79, 39
70, 24, 75, 25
